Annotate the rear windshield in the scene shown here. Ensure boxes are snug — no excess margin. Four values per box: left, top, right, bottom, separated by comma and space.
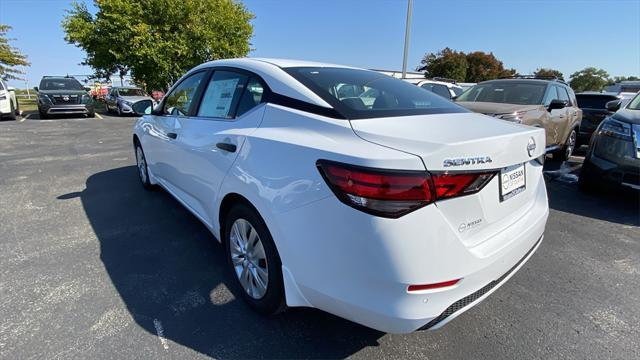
39, 78, 84, 91
284, 67, 467, 119
457, 81, 547, 105
575, 94, 619, 109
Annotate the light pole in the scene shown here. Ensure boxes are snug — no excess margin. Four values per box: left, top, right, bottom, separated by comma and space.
402, 0, 413, 79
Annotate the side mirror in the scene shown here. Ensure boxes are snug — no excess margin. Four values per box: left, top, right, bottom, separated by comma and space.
451, 95, 458, 101
33, 86, 39, 92
131, 99, 154, 115
7, 86, 16, 92
605, 99, 621, 112
547, 99, 567, 112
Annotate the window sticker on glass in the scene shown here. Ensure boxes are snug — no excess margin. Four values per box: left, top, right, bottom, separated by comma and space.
199, 78, 240, 118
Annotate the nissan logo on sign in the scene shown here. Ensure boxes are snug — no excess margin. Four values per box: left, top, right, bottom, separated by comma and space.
527, 137, 536, 157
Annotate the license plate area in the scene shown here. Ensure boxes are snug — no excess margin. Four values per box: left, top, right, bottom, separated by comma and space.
500, 163, 526, 201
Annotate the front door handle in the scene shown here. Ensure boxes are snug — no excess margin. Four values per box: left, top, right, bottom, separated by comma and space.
167, 132, 178, 139
216, 142, 237, 153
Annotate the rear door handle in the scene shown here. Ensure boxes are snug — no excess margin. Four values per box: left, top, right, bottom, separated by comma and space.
216, 142, 237, 153
167, 132, 178, 139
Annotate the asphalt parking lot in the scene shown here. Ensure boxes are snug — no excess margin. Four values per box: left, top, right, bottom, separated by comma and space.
1, 111, 639, 359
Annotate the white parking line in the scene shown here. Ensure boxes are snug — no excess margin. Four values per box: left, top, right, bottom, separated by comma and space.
19, 114, 30, 122
95, 113, 103, 120
153, 318, 169, 350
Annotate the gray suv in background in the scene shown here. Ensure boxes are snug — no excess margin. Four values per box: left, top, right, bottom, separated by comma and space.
35, 76, 95, 119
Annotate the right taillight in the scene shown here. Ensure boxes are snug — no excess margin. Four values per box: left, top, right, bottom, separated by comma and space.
317, 160, 496, 218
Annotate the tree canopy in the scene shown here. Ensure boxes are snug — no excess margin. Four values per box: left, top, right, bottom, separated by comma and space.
62, 0, 254, 90
569, 67, 610, 92
0, 24, 30, 81
534, 68, 564, 79
418, 48, 516, 82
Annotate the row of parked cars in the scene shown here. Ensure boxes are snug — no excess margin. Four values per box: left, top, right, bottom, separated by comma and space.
31, 75, 154, 118
413, 75, 639, 192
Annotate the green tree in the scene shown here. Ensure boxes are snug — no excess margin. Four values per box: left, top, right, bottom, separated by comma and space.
62, 0, 253, 91
569, 67, 610, 92
465, 51, 512, 82
0, 24, 30, 81
534, 68, 564, 79
417, 47, 467, 81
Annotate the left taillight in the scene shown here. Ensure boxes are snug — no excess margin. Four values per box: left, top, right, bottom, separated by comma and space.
317, 160, 496, 218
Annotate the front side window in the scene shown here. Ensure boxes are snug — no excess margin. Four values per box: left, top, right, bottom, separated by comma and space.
627, 93, 640, 110
542, 86, 558, 106
163, 71, 207, 116
556, 86, 571, 105
197, 71, 249, 118
39, 78, 84, 91
284, 67, 466, 119
457, 81, 547, 105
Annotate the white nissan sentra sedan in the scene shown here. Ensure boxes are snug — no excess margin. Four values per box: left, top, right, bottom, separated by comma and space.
131, 58, 549, 333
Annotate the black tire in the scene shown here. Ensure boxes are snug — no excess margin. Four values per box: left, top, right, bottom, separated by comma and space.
134, 142, 153, 190
578, 160, 597, 193
39, 110, 48, 119
87, 111, 95, 118
7, 102, 17, 120
553, 129, 577, 162
104, 102, 110, 113
223, 203, 285, 315
116, 105, 122, 116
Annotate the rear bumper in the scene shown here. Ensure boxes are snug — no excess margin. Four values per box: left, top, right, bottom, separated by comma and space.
40, 104, 94, 115
272, 165, 549, 333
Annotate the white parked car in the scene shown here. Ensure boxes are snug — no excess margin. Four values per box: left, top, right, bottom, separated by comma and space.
0, 79, 19, 120
132, 58, 549, 333
415, 79, 464, 101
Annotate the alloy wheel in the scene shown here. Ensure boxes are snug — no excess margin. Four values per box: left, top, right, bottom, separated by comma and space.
136, 146, 147, 184
229, 218, 269, 299
565, 130, 576, 159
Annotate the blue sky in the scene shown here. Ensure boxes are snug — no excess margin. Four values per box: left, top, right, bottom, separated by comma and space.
1, 0, 639, 88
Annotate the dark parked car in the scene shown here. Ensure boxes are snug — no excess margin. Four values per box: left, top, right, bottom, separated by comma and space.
579, 92, 640, 192
35, 76, 95, 118
575, 92, 621, 147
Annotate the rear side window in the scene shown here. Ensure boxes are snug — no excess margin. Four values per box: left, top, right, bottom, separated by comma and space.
575, 95, 619, 109
421, 83, 451, 99
197, 71, 248, 118
284, 67, 466, 119
236, 78, 265, 117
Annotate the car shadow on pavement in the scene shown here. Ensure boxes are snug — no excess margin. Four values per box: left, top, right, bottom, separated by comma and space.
547, 181, 640, 226
62, 166, 382, 358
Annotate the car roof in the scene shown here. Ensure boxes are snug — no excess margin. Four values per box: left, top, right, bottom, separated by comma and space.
112, 86, 142, 89
189, 58, 366, 108
479, 78, 555, 85
576, 91, 620, 97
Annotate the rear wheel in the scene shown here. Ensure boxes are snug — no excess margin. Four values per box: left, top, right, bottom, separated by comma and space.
104, 102, 110, 113
224, 203, 285, 315
38, 109, 48, 119
553, 129, 577, 162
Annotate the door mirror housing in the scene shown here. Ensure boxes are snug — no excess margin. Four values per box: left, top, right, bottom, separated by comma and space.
7, 86, 16, 92
547, 99, 567, 112
131, 99, 154, 115
33, 86, 39, 92
605, 99, 621, 112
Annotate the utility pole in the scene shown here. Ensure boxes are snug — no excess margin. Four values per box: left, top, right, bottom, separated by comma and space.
402, 0, 413, 79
